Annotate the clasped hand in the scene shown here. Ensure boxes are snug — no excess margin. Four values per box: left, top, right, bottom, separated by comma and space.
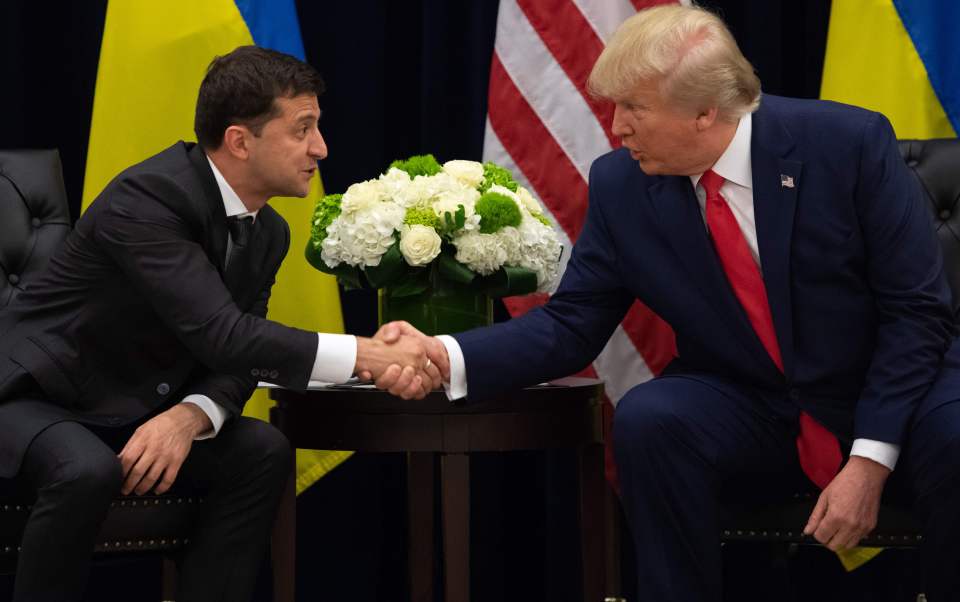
355, 321, 450, 399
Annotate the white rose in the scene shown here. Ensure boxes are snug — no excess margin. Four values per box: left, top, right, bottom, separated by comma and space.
399, 224, 442, 266
432, 188, 480, 224
442, 160, 485, 188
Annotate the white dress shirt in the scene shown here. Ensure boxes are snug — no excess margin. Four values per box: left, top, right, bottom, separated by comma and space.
441, 112, 899, 471
180, 158, 357, 439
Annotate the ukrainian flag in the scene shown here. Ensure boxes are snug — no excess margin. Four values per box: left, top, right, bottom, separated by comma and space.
821, 0, 959, 139
82, 0, 350, 494
821, 0, 958, 571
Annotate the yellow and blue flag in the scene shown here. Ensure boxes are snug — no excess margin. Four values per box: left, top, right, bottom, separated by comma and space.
821, 0, 958, 139
83, 0, 350, 494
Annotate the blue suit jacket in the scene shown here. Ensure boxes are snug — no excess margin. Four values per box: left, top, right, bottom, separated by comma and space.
454, 95, 959, 446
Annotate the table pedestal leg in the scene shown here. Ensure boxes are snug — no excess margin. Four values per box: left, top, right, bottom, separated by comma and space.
442, 453, 470, 602
408, 452, 435, 602
579, 443, 606, 602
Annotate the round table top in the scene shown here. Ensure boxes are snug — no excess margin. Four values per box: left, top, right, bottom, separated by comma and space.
269, 377, 605, 453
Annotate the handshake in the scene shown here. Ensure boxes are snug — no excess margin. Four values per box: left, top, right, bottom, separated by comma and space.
353, 321, 450, 399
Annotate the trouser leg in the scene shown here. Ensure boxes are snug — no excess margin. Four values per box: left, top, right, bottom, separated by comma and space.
899, 401, 960, 602
174, 417, 293, 602
613, 375, 801, 602
13, 422, 123, 602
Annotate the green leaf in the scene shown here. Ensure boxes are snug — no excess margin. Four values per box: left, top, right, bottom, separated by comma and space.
388, 276, 430, 298
479, 266, 538, 298
364, 241, 406, 288
438, 251, 475, 285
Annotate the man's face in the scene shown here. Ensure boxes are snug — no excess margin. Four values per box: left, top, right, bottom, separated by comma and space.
611, 81, 706, 176
246, 93, 327, 198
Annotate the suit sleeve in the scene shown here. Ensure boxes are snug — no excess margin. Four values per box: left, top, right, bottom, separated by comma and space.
853, 113, 956, 444
179, 267, 280, 419
92, 173, 318, 391
453, 161, 633, 402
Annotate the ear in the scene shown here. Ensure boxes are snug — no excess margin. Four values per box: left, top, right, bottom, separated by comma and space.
695, 106, 720, 131
222, 125, 251, 160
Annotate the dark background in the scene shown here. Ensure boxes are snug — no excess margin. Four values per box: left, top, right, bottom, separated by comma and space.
0, 0, 925, 600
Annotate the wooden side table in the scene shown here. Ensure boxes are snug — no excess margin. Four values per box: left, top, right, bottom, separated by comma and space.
269, 377, 613, 602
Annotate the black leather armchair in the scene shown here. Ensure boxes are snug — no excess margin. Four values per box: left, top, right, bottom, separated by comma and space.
0, 150, 207, 596
718, 138, 960, 548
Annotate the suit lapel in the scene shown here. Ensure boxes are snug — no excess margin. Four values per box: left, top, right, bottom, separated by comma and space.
186, 143, 229, 275
751, 101, 801, 379
647, 175, 768, 365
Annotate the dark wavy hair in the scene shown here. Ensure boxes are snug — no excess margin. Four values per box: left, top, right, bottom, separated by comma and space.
194, 45, 325, 149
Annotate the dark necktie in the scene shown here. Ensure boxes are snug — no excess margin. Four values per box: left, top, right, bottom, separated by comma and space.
701, 169, 842, 489
226, 216, 254, 267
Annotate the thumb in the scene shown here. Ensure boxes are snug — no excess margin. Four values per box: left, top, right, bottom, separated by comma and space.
804, 491, 829, 535
377, 323, 401, 343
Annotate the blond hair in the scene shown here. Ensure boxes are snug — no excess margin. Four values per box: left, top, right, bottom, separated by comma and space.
587, 4, 760, 122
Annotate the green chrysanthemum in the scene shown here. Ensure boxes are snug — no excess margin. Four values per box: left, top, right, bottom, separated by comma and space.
404, 205, 442, 230
389, 154, 443, 178
479, 162, 518, 193
310, 193, 343, 246
475, 192, 522, 233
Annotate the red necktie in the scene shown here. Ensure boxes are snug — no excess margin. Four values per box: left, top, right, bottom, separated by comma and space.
700, 169, 841, 489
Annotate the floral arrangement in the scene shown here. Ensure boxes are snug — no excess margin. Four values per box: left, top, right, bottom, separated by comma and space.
306, 154, 562, 298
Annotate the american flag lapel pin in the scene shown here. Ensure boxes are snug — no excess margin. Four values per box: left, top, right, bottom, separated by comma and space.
780, 174, 795, 188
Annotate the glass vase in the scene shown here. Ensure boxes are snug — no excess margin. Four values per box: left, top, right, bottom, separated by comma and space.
378, 285, 493, 336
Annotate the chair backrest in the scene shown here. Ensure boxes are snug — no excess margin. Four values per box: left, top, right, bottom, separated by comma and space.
0, 150, 72, 308
899, 138, 960, 316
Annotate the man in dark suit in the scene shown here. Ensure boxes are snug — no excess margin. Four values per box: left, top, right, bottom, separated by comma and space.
0, 46, 438, 601
377, 5, 960, 600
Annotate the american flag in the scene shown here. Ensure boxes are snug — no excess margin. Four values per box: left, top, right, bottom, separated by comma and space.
483, 0, 683, 484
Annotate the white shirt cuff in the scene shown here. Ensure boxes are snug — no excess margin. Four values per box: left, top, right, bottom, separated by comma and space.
437, 335, 467, 401
310, 333, 357, 383
850, 438, 900, 471
181, 395, 229, 440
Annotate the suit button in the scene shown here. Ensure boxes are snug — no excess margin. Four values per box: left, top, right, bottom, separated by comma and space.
107, 417, 122, 426
156, 382, 170, 396
8, 274, 19, 285
251, 368, 260, 377
269, 370, 279, 379
31, 217, 41, 228
788, 388, 800, 402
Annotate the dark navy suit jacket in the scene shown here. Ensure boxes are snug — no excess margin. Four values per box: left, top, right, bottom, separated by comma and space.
454, 94, 959, 447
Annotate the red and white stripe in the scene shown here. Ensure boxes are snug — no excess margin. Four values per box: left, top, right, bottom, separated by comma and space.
484, 0, 682, 410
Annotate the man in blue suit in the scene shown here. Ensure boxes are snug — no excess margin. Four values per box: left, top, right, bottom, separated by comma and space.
378, 4, 960, 600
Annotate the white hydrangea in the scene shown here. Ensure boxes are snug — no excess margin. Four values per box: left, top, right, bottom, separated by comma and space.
321, 201, 405, 267
340, 180, 386, 214
495, 226, 523, 265
514, 215, 562, 291
452, 231, 508, 275
378, 168, 418, 206
442, 160, 485, 188
515, 186, 544, 215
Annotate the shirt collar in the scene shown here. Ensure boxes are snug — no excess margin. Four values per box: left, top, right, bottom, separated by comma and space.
690, 111, 753, 191
206, 155, 258, 221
